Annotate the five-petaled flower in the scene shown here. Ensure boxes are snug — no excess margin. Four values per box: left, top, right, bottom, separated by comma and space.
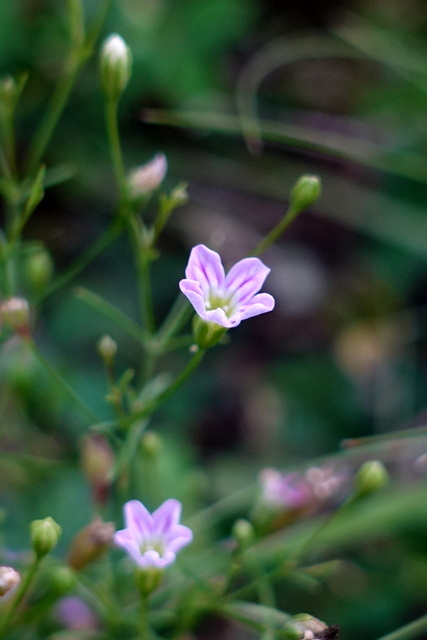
179, 244, 275, 328
114, 499, 192, 569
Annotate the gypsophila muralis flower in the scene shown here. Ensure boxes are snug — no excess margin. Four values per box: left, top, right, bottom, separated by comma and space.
179, 244, 275, 328
127, 153, 167, 198
0, 566, 20, 598
114, 499, 192, 569
260, 468, 312, 509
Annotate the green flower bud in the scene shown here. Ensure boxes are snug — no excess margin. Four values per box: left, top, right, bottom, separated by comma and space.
48, 565, 77, 595
100, 33, 132, 100
290, 175, 321, 213
31, 517, 62, 558
169, 182, 188, 208
25, 247, 54, 292
141, 431, 162, 458
354, 460, 388, 499
97, 334, 117, 367
0, 297, 30, 337
232, 519, 255, 548
192, 315, 226, 349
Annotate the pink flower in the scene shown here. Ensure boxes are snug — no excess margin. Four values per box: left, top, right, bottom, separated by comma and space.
260, 469, 312, 509
114, 499, 192, 569
179, 245, 275, 328
127, 153, 167, 198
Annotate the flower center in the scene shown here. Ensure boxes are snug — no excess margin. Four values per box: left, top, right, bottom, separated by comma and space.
206, 288, 236, 317
140, 537, 164, 557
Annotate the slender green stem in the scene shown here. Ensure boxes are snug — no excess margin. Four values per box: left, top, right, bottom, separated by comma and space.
0, 111, 17, 178
74, 286, 148, 344
126, 217, 156, 335
155, 295, 192, 348
28, 339, 99, 424
0, 555, 41, 638
37, 220, 123, 302
84, 0, 112, 54
252, 204, 300, 257
0, 142, 12, 180
105, 98, 127, 201
129, 347, 206, 425
139, 593, 150, 640
375, 614, 427, 640
25, 61, 81, 176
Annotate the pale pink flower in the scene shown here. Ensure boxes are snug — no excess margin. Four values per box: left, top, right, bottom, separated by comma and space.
260, 469, 312, 509
127, 153, 167, 197
114, 499, 192, 568
179, 244, 275, 328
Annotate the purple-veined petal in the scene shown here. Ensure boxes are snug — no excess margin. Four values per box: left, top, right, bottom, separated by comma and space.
179, 279, 208, 319
185, 245, 225, 291
115, 499, 193, 569
238, 293, 275, 320
225, 258, 271, 304
152, 499, 181, 534
165, 524, 193, 552
114, 532, 145, 566
124, 500, 153, 538
204, 307, 241, 328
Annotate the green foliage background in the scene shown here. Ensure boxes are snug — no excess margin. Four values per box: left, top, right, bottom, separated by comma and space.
2, 1, 427, 639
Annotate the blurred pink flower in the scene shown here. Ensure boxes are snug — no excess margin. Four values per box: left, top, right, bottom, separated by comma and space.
55, 597, 98, 630
260, 469, 312, 509
179, 244, 275, 328
114, 499, 192, 568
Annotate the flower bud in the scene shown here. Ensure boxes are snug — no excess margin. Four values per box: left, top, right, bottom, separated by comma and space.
0, 73, 27, 115
67, 518, 115, 571
232, 519, 255, 548
0, 566, 20, 598
127, 153, 167, 199
100, 34, 132, 100
48, 566, 77, 595
0, 297, 30, 337
354, 460, 388, 499
31, 517, 62, 558
169, 182, 188, 208
25, 247, 54, 293
140, 431, 162, 458
290, 175, 321, 213
80, 434, 115, 506
192, 315, 227, 349
97, 334, 117, 368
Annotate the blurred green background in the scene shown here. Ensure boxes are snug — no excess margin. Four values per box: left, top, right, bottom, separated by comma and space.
3, 1, 427, 638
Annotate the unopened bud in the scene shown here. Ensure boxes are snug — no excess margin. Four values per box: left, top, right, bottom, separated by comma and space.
354, 460, 388, 499
100, 34, 132, 100
0, 297, 30, 337
67, 518, 115, 571
48, 566, 77, 595
141, 431, 162, 458
164, 183, 189, 211
31, 517, 62, 558
0, 566, 20, 597
81, 434, 114, 506
192, 315, 226, 349
127, 153, 167, 199
232, 519, 255, 548
25, 247, 54, 292
97, 335, 117, 367
290, 175, 321, 213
